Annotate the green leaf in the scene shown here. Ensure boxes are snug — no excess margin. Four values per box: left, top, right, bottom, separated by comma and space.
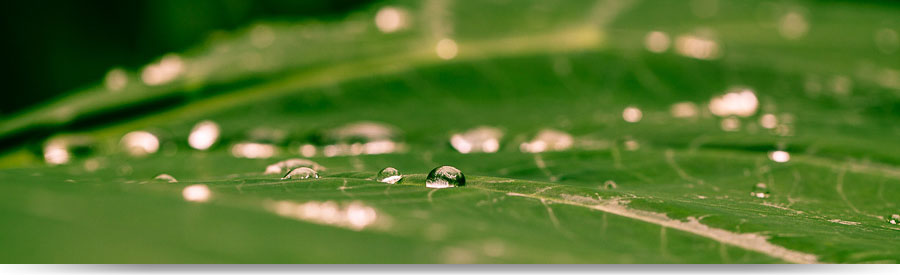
1, 0, 899, 263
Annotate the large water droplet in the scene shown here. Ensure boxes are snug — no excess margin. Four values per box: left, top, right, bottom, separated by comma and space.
750, 182, 770, 199
376, 167, 403, 184
450, 126, 503, 154
519, 129, 573, 153
282, 167, 319, 180
426, 166, 465, 188
188, 120, 220, 150
265, 158, 325, 175
153, 174, 178, 183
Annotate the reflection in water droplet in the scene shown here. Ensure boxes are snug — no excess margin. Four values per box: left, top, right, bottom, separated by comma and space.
709, 87, 759, 117
141, 54, 183, 86
231, 142, 276, 159
436, 38, 458, 60
104, 68, 128, 92
154, 174, 178, 183
188, 120, 220, 151
520, 129, 574, 153
759, 114, 778, 129
265, 158, 325, 175
121, 131, 160, 157
875, 28, 899, 54
644, 31, 670, 53
768, 150, 790, 163
281, 167, 319, 180
670, 102, 698, 118
375, 6, 409, 33
376, 167, 403, 184
778, 11, 808, 40
183, 184, 211, 202
426, 165, 465, 189
750, 182, 770, 199
622, 107, 643, 123
450, 126, 503, 154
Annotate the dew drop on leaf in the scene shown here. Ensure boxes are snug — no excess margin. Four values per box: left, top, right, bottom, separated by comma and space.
153, 174, 178, 183
282, 167, 319, 180
265, 158, 325, 175
750, 182, 770, 199
376, 167, 403, 184
426, 165, 465, 188
188, 120, 220, 151
450, 126, 503, 154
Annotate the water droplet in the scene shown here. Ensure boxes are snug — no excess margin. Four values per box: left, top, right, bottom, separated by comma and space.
889, 214, 900, 225
43, 136, 94, 165
299, 144, 317, 157
188, 120, 220, 151
670, 102, 698, 118
450, 126, 503, 154
321, 122, 403, 156
265, 158, 325, 175
154, 174, 178, 183
376, 167, 403, 184
778, 11, 808, 40
375, 6, 409, 33
520, 129, 574, 153
720, 117, 741, 132
622, 106, 643, 123
644, 31, 670, 53
750, 182, 770, 199
436, 38, 458, 60
426, 165, 465, 189
281, 167, 319, 180
675, 33, 720, 60
120, 131, 160, 157
182, 184, 210, 202
759, 114, 778, 129
709, 87, 759, 117
104, 68, 128, 92
231, 142, 276, 159
875, 28, 899, 54
768, 150, 790, 163
141, 54, 183, 86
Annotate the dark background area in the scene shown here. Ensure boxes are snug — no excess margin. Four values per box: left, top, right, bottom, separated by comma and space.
0, 0, 373, 116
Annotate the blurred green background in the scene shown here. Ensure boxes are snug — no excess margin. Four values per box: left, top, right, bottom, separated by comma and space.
1, 0, 372, 115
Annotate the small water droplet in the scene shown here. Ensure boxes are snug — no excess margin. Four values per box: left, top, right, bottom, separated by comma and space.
321, 122, 404, 156
426, 165, 465, 188
520, 129, 574, 153
750, 182, 770, 199
141, 54, 183, 86
375, 6, 409, 33
120, 131, 160, 157
43, 135, 94, 165
265, 158, 325, 175
282, 167, 319, 180
768, 150, 790, 163
188, 120, 220, 150
622, 106, 643, 123
670, 102, 698, 118
104, 68, 128, 92
231, 142, 276, 159
436, 38, 458, 60
450, 126, 503, 154
182, 184, 210, 202
644, 31, 670, 53
154, 174, 177, 183
709, 87, 759, 117
376, 167, 403, 184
